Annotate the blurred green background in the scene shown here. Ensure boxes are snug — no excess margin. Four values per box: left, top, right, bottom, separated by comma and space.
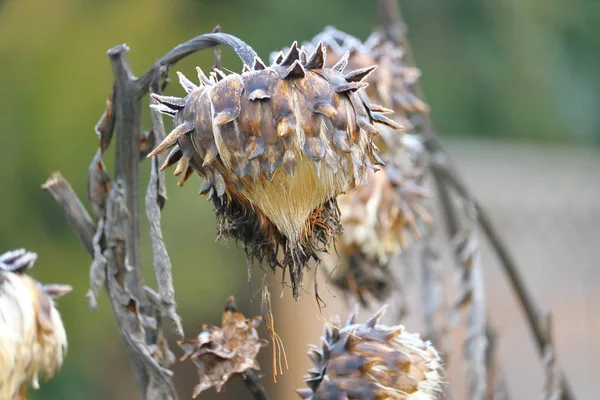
0, 0, 598, 399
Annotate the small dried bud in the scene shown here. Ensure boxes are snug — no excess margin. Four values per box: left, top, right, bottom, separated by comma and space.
0, 249, 71, 399
298, 306, 443, 400
149, 37, 400, 300
179, 297, 268, 398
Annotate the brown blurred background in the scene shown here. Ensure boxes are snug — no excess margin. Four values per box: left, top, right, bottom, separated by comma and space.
0, 0, 598, 399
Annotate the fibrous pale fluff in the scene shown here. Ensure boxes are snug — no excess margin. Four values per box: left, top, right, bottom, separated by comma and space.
0, 249, 71, 400
298, 306, 443, 400
149, 39, 401, 299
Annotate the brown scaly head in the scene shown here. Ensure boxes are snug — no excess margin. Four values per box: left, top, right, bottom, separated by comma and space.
0, 249, 71, 400
148, 37, 401, 300
297, 306, 444, 400
178, 297, 268, 398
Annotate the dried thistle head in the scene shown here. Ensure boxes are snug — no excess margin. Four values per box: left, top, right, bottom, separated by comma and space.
179, 297, 268, 398
298, 306, 443, 400
149, 38, 400, 299
0, 249, 71, 399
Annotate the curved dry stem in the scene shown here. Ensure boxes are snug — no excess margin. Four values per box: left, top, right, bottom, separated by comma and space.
137, 32, 258, 91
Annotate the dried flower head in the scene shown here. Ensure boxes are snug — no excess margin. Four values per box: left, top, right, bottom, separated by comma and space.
179, 297, 268, 398
0, 249, 71, 399
149, 39, 401, 299
298, 306, 443, 400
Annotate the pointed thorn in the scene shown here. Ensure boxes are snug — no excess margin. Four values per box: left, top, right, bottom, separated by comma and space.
344, 65, 378, 83
282, 60, 306, 79
299, 48, 307, 64
173, 155, 190, 176
212, 69, 227, 81
369, 104, 395, 114
366, 304, 389, 328
371, 112, 403, 130
202, 146, 218, 167
147, 122, 193, 158
305, 42, 326, 70
274, 51, 284, 64
177, 165, 194, 187
149, 103, 177, 117
334, 81, 368, 93
332, 51, 350, 72
253, 56, 267, 70
196, 66, 212, 85
150, 93, 186, 110
160, 146, 183, 171
280, 41, 300, 66
176, 71, 198, 93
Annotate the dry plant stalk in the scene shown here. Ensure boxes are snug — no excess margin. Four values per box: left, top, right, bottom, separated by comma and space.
0, 249, 71, 399
376, 1, 575, 399
178, 297, 268, 398
297, 305, 443, 400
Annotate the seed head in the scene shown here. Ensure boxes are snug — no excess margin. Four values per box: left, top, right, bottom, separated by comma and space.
0, 249, 71, 399
149, 40, 400, 299
178, 297, 268, 398
298, 306, 443, 400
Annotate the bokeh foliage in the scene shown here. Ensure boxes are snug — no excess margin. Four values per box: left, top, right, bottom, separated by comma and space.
0, 0, 598, 398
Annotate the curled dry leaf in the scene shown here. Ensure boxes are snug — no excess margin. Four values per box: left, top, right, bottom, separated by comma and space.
0, 249, 71, 399
148, 41, 400, 300
179, 297, 268, 398
297, 305, 443, 400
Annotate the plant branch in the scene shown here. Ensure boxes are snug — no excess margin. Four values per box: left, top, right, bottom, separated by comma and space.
42, 173, 96, 257
242, 369, 269, 400
377, 1, 575, 399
